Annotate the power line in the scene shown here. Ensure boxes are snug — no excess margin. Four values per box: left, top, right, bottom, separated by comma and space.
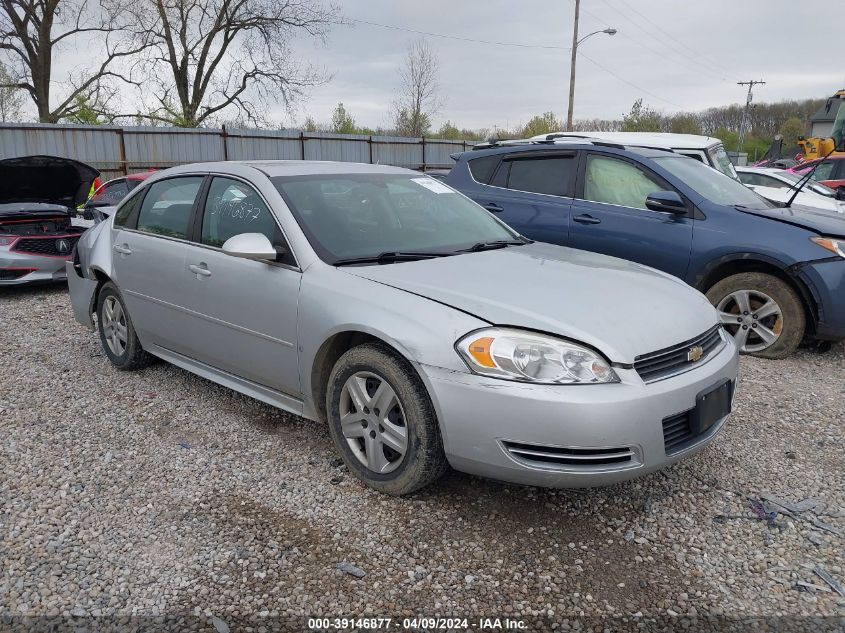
350, 19, 569, 50
352, 16, 684, 110
577, 0, 730, 82
737, 79, 766, 149
579, 51, 684, 108
611, 0, 735, 77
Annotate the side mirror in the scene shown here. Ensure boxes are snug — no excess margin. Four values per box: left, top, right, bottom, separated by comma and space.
221, 233, 278, 260
836, 187, 845, 201
645, 190, 687, 214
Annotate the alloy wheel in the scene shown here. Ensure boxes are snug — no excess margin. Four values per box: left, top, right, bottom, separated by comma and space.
102, 295, 128, 357
716, 289, 782, 353
339, 371, 408, 474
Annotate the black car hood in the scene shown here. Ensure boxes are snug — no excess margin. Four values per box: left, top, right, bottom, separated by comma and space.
739, 204, 845, 237
0, 155, 99, 208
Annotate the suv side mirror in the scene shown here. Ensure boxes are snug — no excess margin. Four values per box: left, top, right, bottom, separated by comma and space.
645, 191, 687, 214
222, 233, 278, 260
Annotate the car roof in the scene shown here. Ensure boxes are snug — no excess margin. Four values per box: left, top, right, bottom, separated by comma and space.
528, 131, 723, 149
464, 142, 675, 161
163, 160, 413, 178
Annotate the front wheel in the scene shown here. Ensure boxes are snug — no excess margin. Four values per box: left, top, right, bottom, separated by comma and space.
326, 343, 448, 495
706, 272, 805, 359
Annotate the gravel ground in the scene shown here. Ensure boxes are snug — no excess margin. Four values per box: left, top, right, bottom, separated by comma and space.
1, 284, 844, 631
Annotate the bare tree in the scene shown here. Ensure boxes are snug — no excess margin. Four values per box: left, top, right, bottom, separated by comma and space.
392, 39, 440, 137
0, 59, 23, 119
0, 0, 144, 122
121, 0, 339, 127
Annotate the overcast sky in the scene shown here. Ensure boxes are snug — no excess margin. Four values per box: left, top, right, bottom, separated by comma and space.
285, 0, 844, 130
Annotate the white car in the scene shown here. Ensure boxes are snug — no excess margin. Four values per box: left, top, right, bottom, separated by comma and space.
736, 166, 845, 214
528, 132, 737, 179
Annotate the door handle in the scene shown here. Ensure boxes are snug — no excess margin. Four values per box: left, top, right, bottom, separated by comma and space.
483, 202, 504, 213
188, 263, 212, 277
573, 214, 602, 225
113, 244, 132, 255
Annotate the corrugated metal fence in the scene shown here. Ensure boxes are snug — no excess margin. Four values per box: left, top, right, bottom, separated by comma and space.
0, 123, 475, 181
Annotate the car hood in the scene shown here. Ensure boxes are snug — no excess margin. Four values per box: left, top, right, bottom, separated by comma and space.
749, 185, 845, 214
343, 242, 718, 363
0, 155, 99, 208
738, 201, 845, 236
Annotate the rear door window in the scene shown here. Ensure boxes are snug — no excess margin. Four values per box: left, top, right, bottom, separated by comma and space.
505, 155, 577, 197
136, 177, 203, 239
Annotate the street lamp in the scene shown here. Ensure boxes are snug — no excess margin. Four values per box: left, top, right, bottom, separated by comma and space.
566, 0, 616, 131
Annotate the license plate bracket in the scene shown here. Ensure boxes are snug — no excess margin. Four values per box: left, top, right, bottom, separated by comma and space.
690, 379, 732, 435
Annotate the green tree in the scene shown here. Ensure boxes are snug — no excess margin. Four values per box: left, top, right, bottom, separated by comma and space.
62, 95, 109, 125
520, 111, 560, 138
303, 116, 319, 132
669, 113, 701, 135
331, 102, 357, 134
622, 99, 662, 132
437, 120, 461, 140
779, 117, 806, 148
712, 126, 739, 152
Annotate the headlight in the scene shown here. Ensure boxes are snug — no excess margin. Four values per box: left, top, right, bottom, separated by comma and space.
811, 237, 845, 258
455, 328, 619, 384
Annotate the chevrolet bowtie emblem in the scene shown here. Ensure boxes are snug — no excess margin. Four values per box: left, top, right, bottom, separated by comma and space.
687, 345, 704, 362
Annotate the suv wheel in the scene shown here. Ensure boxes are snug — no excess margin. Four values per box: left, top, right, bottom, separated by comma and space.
706, 272, 805, 359
96, 282, 154, 370
326, 343, 448, 495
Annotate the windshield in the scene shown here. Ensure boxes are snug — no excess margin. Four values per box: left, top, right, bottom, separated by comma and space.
655, 157, 773, 208
707, 145, 738, 179
272, 173, 521, 263
774, 170, 836, 197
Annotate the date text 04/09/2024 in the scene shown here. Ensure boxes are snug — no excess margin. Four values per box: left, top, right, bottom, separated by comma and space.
307, 617, 527, 630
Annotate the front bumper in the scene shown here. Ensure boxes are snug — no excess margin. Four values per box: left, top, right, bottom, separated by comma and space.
0, 249, 71, 286
422, 337, 739, 488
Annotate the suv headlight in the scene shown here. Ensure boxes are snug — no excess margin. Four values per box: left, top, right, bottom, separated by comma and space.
811, 237, 845, 258
456, 328, 619, 384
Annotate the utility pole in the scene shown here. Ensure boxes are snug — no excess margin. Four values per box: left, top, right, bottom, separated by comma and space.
566, 0, 580, 131
737, 79, 765, 152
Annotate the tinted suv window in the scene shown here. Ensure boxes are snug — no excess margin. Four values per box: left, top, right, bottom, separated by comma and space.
468, 155, 500, 184
136, 177, 202, 239
583, 155, 663, 210
506, 156, 576, 196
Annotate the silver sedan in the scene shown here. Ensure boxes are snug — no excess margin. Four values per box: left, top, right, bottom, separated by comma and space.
68, 161, 738, 495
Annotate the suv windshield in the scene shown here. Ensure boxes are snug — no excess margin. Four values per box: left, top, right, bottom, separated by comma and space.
707, 145, 738, 179
655, 157, 774, 208
273, 174, 521, 263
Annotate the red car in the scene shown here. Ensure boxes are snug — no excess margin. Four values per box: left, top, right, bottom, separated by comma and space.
80, 171, 157, 224
788, 155, 845, 191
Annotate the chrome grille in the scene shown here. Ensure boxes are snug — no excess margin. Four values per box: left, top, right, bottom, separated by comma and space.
634, 325, 724, 383
502, 441, 636, 469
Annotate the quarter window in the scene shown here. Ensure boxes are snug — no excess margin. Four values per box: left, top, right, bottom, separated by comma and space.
583, 155, 664, 210
468, 155, 501, 184
506, 156, 576, 196
113, 191, 141, 227
136, 177, 202, 239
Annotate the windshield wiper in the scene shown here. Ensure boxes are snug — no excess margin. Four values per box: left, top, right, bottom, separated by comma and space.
333, 251, 453, 266
460, 239, 532, 253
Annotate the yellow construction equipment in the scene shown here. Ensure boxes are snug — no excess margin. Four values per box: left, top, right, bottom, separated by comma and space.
798, 90, 845, 160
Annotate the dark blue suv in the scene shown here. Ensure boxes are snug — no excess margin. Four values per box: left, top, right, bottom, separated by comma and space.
446, 141, 845, 358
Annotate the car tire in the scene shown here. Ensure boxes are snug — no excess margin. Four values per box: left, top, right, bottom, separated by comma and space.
706, 272, 805, 359
96, 282, 154, 370
326, 343, 448, 495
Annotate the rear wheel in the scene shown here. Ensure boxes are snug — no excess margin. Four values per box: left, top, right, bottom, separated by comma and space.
706, 272, 805, 359
96, 282, 154, 370
326, 343, 448, 495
